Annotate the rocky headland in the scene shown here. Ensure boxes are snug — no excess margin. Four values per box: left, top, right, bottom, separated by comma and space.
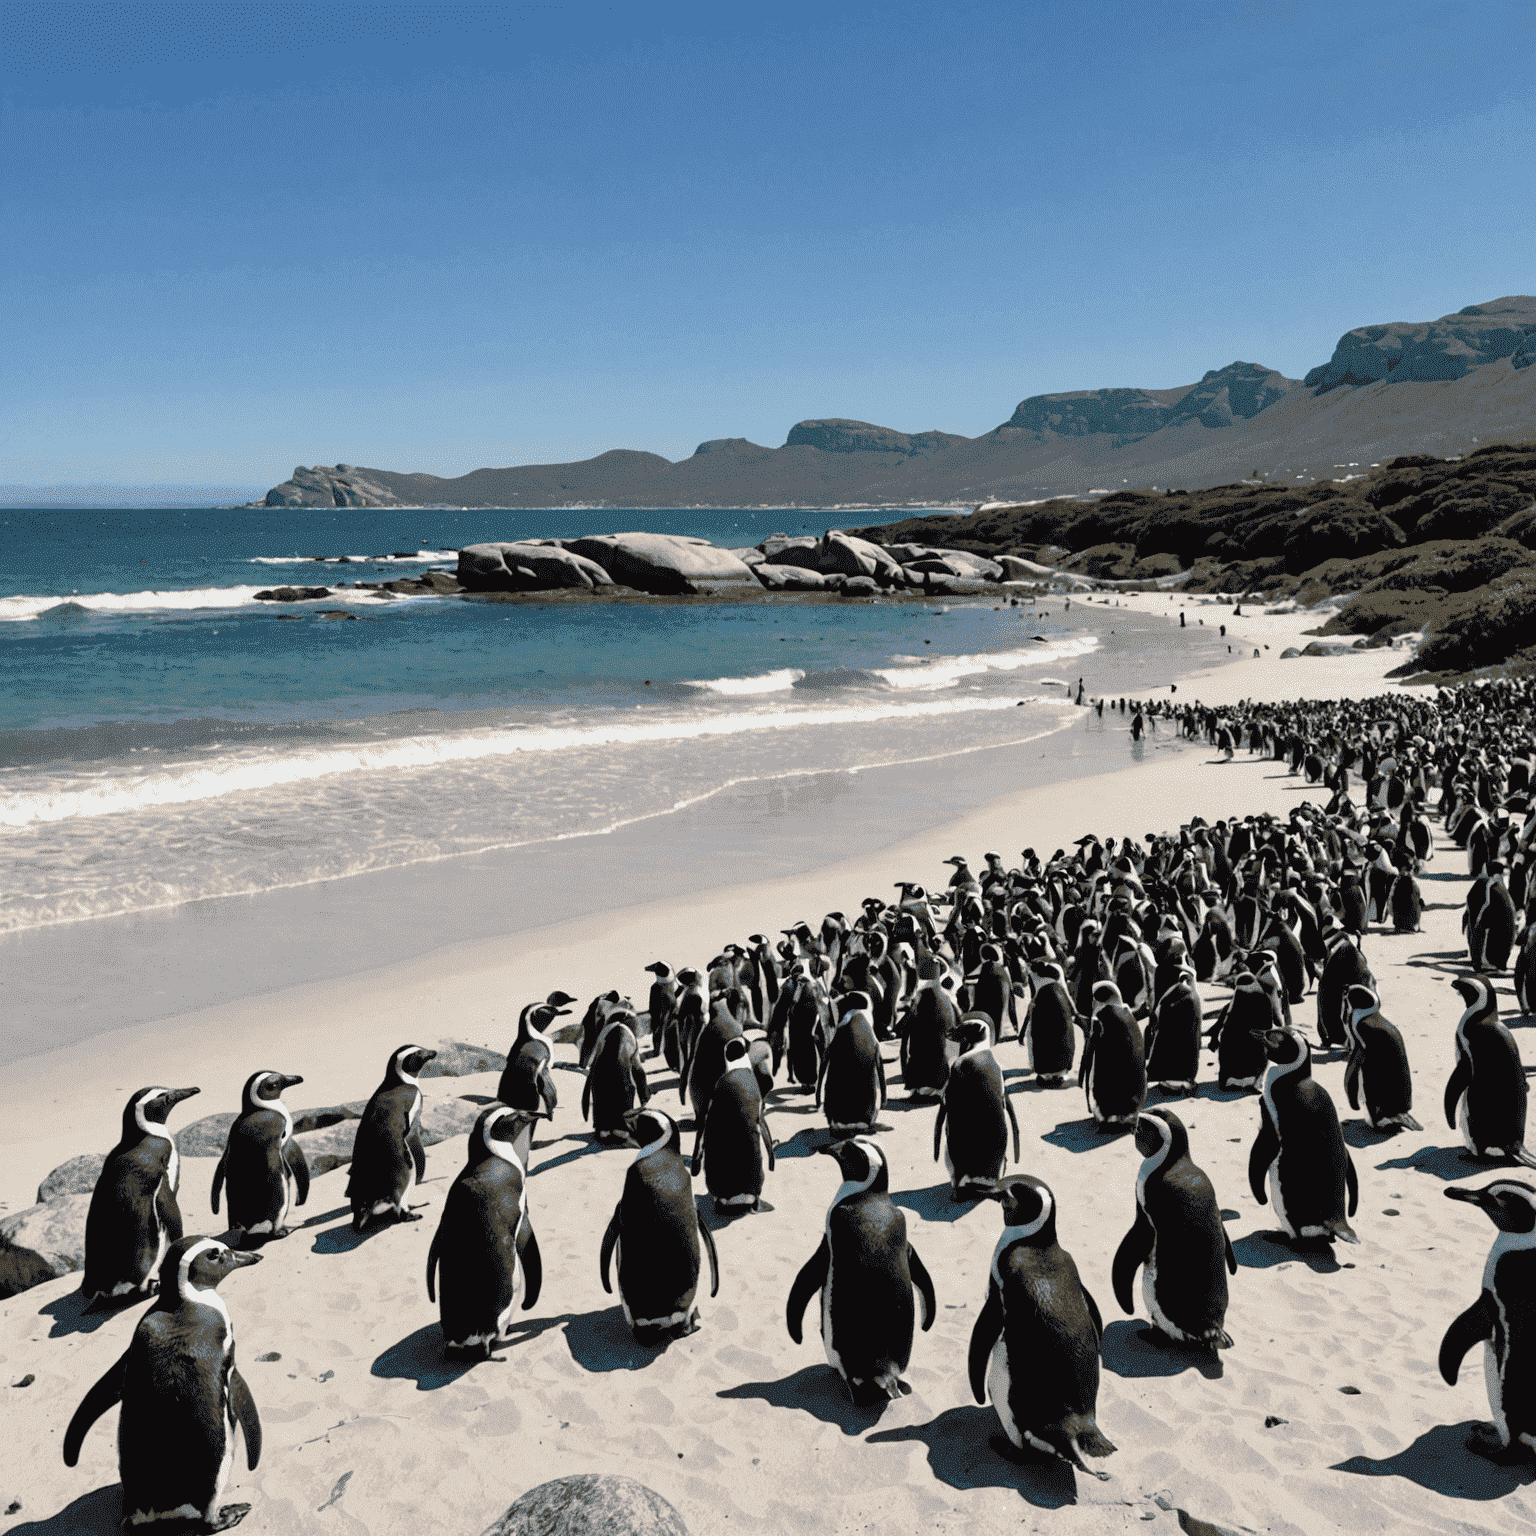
261, 296, 1535, 510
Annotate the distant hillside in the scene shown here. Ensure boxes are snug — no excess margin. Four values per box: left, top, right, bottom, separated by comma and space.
263, 296, 1536, 510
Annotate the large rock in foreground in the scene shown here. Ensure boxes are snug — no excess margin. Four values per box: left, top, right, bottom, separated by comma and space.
484, 1474, 689, 1536
565, 534, 759, 595
0, 1193, 91, 1297
457, 543, 613, 592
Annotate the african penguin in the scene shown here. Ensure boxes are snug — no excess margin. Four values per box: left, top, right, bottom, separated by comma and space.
347, 1044, 436, 1231
933, 1017, 1021, 1199
1445, 977, 1536, 1167
212, 1071, 309, 1243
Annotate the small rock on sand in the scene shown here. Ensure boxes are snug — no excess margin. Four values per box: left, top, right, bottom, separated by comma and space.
484, 1473, 689, 1536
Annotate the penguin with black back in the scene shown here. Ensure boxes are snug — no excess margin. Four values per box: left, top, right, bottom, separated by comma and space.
582, 1008, 650, 1142
1445, 976, 1536, 1166
817, 991, 886, 1136
1112, 1109, 1236, 1349
1248, 1028, 1359, 1244
899, 956, 962, 1098
1144, 972, 1202, 1095
1081, 981, 1146, 1131
497, 998, 573, 1118
1317, 926, 1373, 1049
643, 962, 678, 1061
1439, 1178, 1536, 1463
65, 1236, 262, 1532
934, 1017, 1021, 1199
968, 1173, 1116, 1477
600, 1108, 720, 1343
787, 1138, 936, 1405
347, 1044, 436, 1231
691, 1035, 777, 1214
81, 1085, 201, 1306
212, 1071, 309, 1244
1469, 863, 1518, 972
426, 1104, 547, 1358
1021, 958, 1076, 1085
1342, 984, 1420, 1132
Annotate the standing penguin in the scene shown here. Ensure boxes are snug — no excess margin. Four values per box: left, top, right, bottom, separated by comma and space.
787, 1138, 936, 1405
498, 999, 572, 1118
1445, 976, 1536, 1166
582, 1009, 650, 1142
600, 1108, 720, 1343
1208, 972, 1275, 1091
1144, 973, 1202, 1095
1439, 1179, 1536, 1463
1021, 960, 1076, 1085
65, 1237, 263, 1532
426, 1105, 546, 1358
1112, 1110, 1236, 1349
933, 1018, 1022, 1199
212, 1072, 309, 1244
971, 944, 1018, 1038
1342, 984, 1421, 1132
968, 1174, 1116, 1477
1389, 860, 1424, 934
1249, 1029, 1359, 1244
1317, 926, 1374, 1049
1081, 981, 1147, 1130
643, 961, 679, 1062
347, 1044, 436, 1231
898, 957, 962, 1098
81, 1085, 201, 1306
817, 992, 887, 1136
1469, 865, 1518, 972
691, 1036, 777, 1214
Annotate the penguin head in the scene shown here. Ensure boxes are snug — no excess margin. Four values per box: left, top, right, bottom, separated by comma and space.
125, 1085, 200, 1139
1133, 1109, 1190, 1166
746, 933, 769, 948
819, 1137, 888, 1196
676, 967, 704, 988
837, 991, 873, 1024
1090, 980, 1123, 1012
1445, 1180, 1536, 1235
1452, 976, 1495, 1018
521, 1000, 571, 1040
979, 1174, 1057, 1244
624, 1107, 681, 1156
545, 990, 579, 1009
956, 1016, 992, 1052
242, 1071, 303, 1113
1254, 1028, 1310, 1070
470, 1104, 545, 1163
722, 1036, 753, 1069
161, 1236, 261, 1305
386, 1045, 436, 1085
863, 929, 888, 960
1346, 984, 1380, 1023
643, 961, 673, 979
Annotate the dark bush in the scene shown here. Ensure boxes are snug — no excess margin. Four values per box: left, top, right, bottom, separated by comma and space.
1359, 537, 1536, 594
1413, 571, 1536, 672
1317, 589, 1455, 635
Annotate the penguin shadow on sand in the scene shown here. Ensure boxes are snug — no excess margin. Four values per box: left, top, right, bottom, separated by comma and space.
1333, 1421, 1535, 1499
1376, 1143, 1520, 1182
3, 1484, 122, 1534
530, 1130, 615, 1176
1230, 1231, 1344, 1275
1341, 1118, 1414, 1151
1099, 1319, 1223, 1381
310, 1180, 443, 1255
38, 1287, 133, 1339
717, 1364, 898, 1438
372, 1312, 570, 1390
1404, 952, 1483, 978
865, 1406, 1078, 1508
1041, 1117, 1133, 1153
890, 1182, 987, 1226
560, 1306, 683, 1373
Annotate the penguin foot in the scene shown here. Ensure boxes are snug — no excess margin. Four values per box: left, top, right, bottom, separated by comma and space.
750, 1199, 775, 1214
205, 1505, 252, 1532
1466, 1424, 1527, 1463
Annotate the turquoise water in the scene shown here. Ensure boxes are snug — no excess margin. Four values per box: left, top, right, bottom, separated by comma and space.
0, 506, 1222, 932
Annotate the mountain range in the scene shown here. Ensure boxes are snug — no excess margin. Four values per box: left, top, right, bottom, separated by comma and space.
263, 296, 1536, 511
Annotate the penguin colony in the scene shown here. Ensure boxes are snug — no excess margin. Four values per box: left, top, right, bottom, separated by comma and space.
59, 682, 1536, 1526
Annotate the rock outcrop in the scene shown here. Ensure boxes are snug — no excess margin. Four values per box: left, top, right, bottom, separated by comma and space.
564, 533, 759, 595
0, 1193, 92, 1297
484, 1474, 690, 1536
36, 1154, 105, 1204
456, 543, 613, 592
783, 419, 968, 456
265, 465, 404, 508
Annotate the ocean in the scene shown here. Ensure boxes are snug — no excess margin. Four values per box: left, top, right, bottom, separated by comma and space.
1, 504, 1227, 945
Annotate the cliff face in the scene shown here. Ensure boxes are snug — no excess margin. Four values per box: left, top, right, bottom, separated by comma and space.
261, 295, 1536, 509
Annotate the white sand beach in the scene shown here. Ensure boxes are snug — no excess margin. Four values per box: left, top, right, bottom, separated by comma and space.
4, 603, 1532, 1536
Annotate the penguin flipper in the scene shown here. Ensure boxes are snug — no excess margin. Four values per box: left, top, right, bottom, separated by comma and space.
690, 1117, 706, 1178
517, 1219, 543, 1311
1004, 1093, 1021, 1166
760, 1111, 776, 1171
1223, 1226, 1237, 1275
285, 1139, 310, 1206
1078, 1031, 1096, 1090
786, 1240, 830, 1344
581, 1073, 592, 1125
634, 1063, 651, 1105
1444, 1056, 1471, 1130
63, 1351, 128, 1466
907, 1245, 937, 1331
1439, 1295, 1493, 1385
1082, 1284, 1106, 1344
211, 1150, 227, 1216
1343, 1052, 1362, 1111
539, 1068, 558, 1115
1111, 1211, 1154, 1315
599, 1207, 620, 1294
876, 1050, 888, 1109
157, 1175, 185, 1246
425, 1223, 441, 1303
698, 1212, 721, 1299
230, 1366, 262, 1469
1248, 1113, 1279, 1205
932, 1098, 947, 1163
408, 1129, 427, 1183
1344, 1147, 1359, 1216
967, 1287, 1004, 1404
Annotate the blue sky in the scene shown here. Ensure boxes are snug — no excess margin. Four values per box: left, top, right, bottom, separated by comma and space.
4, 0, 1533, 489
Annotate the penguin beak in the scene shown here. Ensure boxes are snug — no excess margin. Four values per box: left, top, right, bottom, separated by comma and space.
1444, 1186, 1486, 1207
226, 1250, 263, 1271
279, 1075, 304, 1091
1132, 1120, 1159, 1156
167, 1087, 201, 1107
817, 1141, 848, 1160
